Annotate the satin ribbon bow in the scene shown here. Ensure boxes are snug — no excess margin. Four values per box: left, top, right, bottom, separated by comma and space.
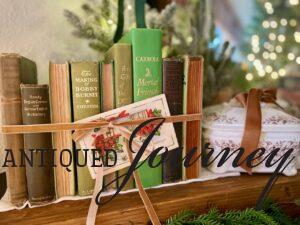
235, 88, 278, 174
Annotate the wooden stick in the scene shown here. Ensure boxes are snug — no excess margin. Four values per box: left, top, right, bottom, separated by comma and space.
1, 113, 202, 134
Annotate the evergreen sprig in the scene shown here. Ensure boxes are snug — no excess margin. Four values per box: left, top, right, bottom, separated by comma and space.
166, 201, 299, 225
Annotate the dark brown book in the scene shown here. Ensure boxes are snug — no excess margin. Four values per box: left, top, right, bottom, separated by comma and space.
162, 58, 184, 183
20, 84, 55, 205
0, 53, 37, 206
183, 56, 203, 179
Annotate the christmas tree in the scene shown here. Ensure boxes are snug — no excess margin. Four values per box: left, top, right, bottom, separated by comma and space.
243, 0, 300, 85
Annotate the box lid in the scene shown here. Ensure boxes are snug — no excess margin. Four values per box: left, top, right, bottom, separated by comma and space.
203, 102, 300, 133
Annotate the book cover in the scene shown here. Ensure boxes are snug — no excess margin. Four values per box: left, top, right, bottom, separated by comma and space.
69, 61, 101, 196
183, 56, 203, 180
104, 43, 134, 190
0, 53, 37, 206
119, 28, 163, 187
49, 62, 75, 198
20, 84, 55, 205
162, 58, 184, 183
77, 94, 178, 180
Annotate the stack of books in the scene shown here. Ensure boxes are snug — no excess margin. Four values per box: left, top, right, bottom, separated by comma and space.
0, 28, 203, 206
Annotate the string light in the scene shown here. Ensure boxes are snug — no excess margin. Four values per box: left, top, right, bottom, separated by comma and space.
288, 53, 295, 60
245, 73, 254, 81
294, 32, 300, 43
270, 21, 278, 28
264, 2, 274, 14
269, 33, 276, 40
275, 45, 283, 53
265, 65, 273, 73
289, 0, 299, 5
264, 42, 271, 49
262, 20, 270, 28
279, 68, 286, 76
247, 54, 255, 61
278, 34, 286, 42
253, 47, 260, 53
289, 19, 297, 27
271, 71, 279, 79
263, 52, 269, 59
280, 19, 288, 26
258, 70, 266, 77
127, 4, 133, 10
270, 52, 277, 60
107, 19, 113, 25
296, 57, 300, 64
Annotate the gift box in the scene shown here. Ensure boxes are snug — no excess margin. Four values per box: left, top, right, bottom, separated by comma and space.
203, 89, 300, 176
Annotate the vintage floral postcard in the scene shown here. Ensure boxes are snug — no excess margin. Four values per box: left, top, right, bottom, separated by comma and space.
76, 94, 178, 179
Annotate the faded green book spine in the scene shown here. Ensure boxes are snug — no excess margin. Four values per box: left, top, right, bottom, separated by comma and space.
104, 43, 134, 190
119, 28, 163, 188
70, 61, 101, 196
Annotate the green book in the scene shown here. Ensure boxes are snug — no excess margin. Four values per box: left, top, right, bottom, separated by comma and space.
103, 43, 134, 190
69, 61, 101, 196
119, 28, 163, 188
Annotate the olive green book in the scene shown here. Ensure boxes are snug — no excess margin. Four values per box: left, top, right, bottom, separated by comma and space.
119, 28, 163, 188
103, 43, 134, 190
69, 61, 101, 196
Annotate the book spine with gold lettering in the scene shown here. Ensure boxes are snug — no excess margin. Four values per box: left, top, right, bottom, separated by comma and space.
20, 84, 55, 205
70, 61, 101, 196
119, 28, 163, 187
104, 43, 134, 190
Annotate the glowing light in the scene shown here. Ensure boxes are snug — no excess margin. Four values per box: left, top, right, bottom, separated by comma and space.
294, 32, 300, 43
264, 42, 271, 49
262, 20, 270, 28
296, 57, 300, 64
270, 52, 277, 60
288, 53, 295, 60
275, 45, 283, 53
245, 73, 254, 81
265, 65, 273, 73
187, 36, 193, 43
278, 34, 286, 42
279, 68, 286, 76
127, 4, 133, 10
264, 2, 274, 14
107, 19, 113, 25
253, 47, 260, 53
271, 72, 279, 79
269, 33, 276, 40
290, 19, 297, 27
258, 70, 266, 77
289, 0, 299, 5
263, 52, 269, 59
270, 21, 277, 28
280, 19, 288, 26
247, 54, 255, 61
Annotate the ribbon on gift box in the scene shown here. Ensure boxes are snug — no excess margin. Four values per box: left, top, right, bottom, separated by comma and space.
1, 113, 202, 225
234, 88, 280, 174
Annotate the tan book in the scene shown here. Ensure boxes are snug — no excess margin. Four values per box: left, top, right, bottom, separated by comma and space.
49, 62, 75, 198
0, 53, 37, 206
183, 56, 203, 180
70, 61, 101, 196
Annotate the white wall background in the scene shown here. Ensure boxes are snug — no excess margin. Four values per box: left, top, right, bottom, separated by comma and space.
0, 0, 100, 84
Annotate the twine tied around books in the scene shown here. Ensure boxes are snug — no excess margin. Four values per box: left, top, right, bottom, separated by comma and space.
0, 113, 202, 225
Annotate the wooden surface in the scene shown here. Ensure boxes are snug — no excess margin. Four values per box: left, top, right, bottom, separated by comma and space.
1, 173, 300, 225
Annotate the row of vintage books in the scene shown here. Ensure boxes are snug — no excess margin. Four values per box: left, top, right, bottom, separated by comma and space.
0, 28, 203, 206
